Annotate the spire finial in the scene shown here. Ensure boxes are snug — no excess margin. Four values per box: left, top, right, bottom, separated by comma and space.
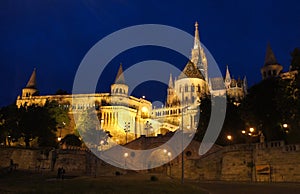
194, 21, 200, 49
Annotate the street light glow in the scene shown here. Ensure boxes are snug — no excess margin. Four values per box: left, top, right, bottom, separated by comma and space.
283, 123, 288, 128
226, 135, 232, 140
249, 127, 255, 133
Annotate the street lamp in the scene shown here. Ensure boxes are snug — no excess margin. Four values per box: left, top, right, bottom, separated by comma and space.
242, 127, 264, 143
124, 122, 130, 144
124, 152, 129, 168
227, 135, 232, 141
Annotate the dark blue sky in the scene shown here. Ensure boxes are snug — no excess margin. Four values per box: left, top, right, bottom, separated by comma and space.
0, 0, 300, 106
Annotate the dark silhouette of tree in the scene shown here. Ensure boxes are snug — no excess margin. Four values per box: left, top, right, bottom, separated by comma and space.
55, 89, 69, 95
240, 78, 287, 142
0, 104, 21, 146
61, 134, 82, 147
76, 108, 112, 151
290, 47, 300, 71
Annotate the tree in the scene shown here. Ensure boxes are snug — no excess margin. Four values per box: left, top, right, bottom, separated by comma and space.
0, 104, 21, 146
55, 89, 69, 95
240, 78, 288, 142
216, 101, 245, 145
44, 100, 70, 128
61, 134, 82, 147
76, 108, 112, 151
290, 47, 300, 71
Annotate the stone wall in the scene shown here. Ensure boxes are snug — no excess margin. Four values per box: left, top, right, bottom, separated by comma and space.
181, 141, 300, 182
1, 140, 300, 182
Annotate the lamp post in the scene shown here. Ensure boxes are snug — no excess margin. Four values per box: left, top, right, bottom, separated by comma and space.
124, 122, 130, 144
242, 127, 264, 143
167, 152, 172, 177
124, 152, 128, 168
180, 104, 190, 184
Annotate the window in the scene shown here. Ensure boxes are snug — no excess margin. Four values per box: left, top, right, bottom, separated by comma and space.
197, 85, 201, 92
185, 84, 188, 92
191, 84, 195, 92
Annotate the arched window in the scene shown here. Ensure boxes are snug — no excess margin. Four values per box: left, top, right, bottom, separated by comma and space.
179, 85, 182, 93
197, 85, 201, 92
185, 84, 188, 92
116, 88, 119, 93
191, 96, 195, 103
191, 84, 195, 92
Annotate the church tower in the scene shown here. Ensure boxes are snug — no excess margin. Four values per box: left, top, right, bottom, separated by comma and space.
224, 65, 231, 89
21, 68, 38, 98
191, 22, 208, 81
261, 43, 283, 80
111, 63, 128, 96
166, 74, 176, 107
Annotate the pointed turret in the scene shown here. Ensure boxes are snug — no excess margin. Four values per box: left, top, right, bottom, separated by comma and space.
115, 63, 125, 84
26, 68, 37, 89
111, 63, 128, 96
261, 43, 283, 79
168, 74, 174, 88
243, 76, 248, 95
264, 43, 278, 66
225, 65, 231, 89
167, 73, 175, 107
21, 68, 38, 98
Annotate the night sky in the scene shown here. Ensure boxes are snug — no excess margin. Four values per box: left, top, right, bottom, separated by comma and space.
0, 0, 300, 107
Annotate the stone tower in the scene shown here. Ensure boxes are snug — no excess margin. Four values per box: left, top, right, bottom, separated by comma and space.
224, 65, 231, 89
21, 68, 38, 98
111, 63, 128, 96
261, 43, 283, 80
191, 22, 208, 81
166, 74, 176, 106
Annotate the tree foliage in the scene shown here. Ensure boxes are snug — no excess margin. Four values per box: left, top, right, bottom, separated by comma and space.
0, 100, 70, 147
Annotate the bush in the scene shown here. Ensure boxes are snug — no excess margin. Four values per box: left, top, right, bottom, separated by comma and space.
150, 175, 158, 181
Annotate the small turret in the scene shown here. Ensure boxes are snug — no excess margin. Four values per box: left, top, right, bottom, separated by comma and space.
261, 43, 283, 79
111, 63, 128, 96
22, 68, 38, 98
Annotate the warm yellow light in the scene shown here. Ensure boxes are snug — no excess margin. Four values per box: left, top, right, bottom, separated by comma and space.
124, 153, 129, 158
167, 152, 171, 157
283, 124, 288, 128
163, 149, 167, 153
248, 133, 252, 136
226, 135, 232, 140
141, 106, 148, 113
57, 137, 62, 141
249, 127, 255, 133
242, 130, 246, 134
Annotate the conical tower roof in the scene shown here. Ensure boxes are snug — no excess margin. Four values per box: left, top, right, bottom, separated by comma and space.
168, 74, 174, 88
25, 68, 37, 89
114, 63, 126, 84
264, 43, 278, 66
